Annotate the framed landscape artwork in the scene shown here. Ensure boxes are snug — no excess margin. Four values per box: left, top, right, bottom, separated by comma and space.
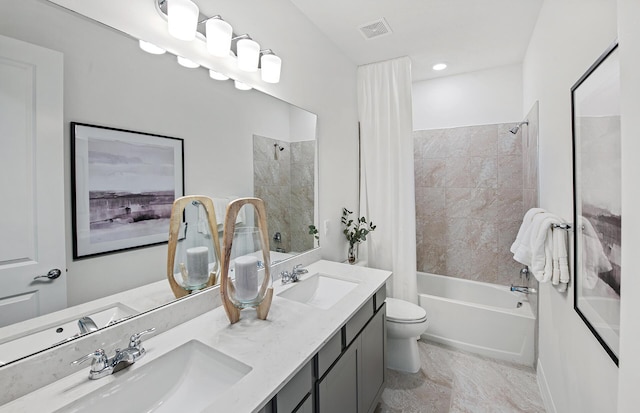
71, 122, 184, 259
571, 42, 621, 365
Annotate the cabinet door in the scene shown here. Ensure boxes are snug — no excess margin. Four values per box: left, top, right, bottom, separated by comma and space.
359, 305, 386, 413
318, 342, 358, 413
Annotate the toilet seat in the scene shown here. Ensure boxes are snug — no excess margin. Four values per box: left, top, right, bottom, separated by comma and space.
386, 298, 427, 324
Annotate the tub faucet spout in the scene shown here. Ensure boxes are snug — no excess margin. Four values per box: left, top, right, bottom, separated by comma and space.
510, 285, 537, 294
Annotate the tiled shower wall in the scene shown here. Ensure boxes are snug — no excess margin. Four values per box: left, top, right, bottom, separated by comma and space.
253, 135, 315, 254
414, 110, 538, 285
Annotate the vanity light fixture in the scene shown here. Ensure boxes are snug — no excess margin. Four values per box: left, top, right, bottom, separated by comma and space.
177, 56, 200, 68
167, 0, 199, 41
139, 40, 166, 55
234, 80, 252, 91
155, 0, 282, 84
432, 63, 447, 71
236, 36, 260, 72
206, 16, 233, 57
260, 50, 282, 84
209, 69, 229, 81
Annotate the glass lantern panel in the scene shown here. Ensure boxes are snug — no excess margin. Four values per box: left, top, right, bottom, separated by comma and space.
172, 200, 220, 291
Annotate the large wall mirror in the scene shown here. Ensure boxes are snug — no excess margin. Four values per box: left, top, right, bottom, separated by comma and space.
0, 0, 317, 366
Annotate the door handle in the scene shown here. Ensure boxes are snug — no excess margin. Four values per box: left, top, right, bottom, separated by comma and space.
33, 268, 62, 281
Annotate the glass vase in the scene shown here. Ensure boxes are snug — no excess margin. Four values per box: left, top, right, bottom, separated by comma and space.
348, 243, 358, 264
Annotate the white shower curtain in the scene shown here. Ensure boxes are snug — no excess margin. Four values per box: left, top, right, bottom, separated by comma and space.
357, 56, 418, 304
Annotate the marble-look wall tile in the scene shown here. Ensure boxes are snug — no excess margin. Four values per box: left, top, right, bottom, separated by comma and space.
415, 129, 450, 159
496, 188, 524, 223
497, 155, 523, 189
498, 124, 522, 156
253, 136, 315, 254
415, 187, 446, 218
416, 158, 446, 187
445, 188, 497, 221
414, 120, 537, 286
445, 156, 497, 188
447, 125, 498, 158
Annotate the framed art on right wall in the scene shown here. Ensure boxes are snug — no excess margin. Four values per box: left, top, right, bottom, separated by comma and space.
571, 41, 621, 365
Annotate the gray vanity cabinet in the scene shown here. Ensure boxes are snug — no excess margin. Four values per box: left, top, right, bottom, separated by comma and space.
262, 288, 386, 413
358, 303, 386, 413
316, 297, 386, 413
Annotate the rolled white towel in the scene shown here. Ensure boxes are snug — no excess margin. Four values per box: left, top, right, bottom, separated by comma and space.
513, 212, 549, 267
511, 208, 546, 255
528, 213, 564, 283
552, 227, 570, 292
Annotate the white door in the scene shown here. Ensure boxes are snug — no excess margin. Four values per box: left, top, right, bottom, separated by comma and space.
0, 34, 66, 327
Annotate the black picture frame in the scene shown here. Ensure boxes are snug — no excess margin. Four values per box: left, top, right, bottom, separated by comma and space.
571, 41, 621, 365
71, 122, 184, 259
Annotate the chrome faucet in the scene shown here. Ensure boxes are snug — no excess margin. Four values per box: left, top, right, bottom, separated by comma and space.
72, 328, 155, 379
281, 264, 308, 284
510, 285, 537, 294
78, 316, 99, 334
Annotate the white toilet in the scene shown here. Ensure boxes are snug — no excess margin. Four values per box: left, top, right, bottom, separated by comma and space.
385, 297, 428, 373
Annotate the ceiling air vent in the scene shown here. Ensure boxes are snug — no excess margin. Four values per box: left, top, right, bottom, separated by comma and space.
358, 18, 393, 40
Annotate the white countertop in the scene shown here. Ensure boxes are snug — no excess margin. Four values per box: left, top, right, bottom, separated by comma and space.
0, 260, 391, 413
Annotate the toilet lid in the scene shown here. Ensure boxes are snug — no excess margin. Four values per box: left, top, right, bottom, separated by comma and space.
385, 298, 427, 323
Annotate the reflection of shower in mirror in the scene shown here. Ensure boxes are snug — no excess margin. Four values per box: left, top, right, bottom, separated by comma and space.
274, 143, 285, 160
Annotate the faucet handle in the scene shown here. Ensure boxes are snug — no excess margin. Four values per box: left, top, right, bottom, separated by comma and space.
72, 349, 110, 375
129, 328, 156, 351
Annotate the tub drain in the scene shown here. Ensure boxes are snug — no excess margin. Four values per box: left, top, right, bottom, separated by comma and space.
516, 302, 523, 308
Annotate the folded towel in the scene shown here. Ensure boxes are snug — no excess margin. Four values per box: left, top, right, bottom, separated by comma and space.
510, 208, 546, 255
212, 197, 230, 225
513, 212, 549, 267
521, 212, 564, 283
552, 228, 570, 291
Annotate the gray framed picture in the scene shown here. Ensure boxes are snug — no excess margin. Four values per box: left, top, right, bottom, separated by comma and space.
571, 41, 620, 365
71, 122, 184, 259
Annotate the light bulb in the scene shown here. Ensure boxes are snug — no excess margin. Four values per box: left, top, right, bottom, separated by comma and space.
237, 38, 260, 72
206, 18, 232, 57
167, 0, 199, 41
261, 54, 282, 83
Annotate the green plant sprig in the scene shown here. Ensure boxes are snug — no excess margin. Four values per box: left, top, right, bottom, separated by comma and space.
341, 208, 376, 248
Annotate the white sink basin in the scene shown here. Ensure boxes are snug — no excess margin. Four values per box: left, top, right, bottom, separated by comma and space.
277, 273, 358, 309
0, 304, 137, 365
56, 340, 252, 413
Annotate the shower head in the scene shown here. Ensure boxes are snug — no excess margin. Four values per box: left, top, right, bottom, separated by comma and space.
509, 121, 529, 134
273, 143, 285, 160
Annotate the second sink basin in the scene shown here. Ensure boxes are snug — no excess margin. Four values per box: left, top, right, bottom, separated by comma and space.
0, 304, 137, 365
56, 340, 252, 413
277, 273, 358, 309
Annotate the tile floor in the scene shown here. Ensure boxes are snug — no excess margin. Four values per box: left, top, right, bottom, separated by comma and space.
375, 340, 546, 413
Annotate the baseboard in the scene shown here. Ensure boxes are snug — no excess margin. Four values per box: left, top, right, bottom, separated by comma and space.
537, 359, 557, 413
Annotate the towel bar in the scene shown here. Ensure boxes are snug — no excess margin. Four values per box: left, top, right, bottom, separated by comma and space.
551, 223, 572, 230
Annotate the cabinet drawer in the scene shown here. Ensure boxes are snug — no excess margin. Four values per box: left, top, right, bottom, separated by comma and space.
317, 330, 342, 378
345, 297, 374, 345
276, 360, 313, 413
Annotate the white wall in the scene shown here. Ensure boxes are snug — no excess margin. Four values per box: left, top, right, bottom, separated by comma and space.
412, 63, 523, 130
0, 0, 358, 304
522, 0, 619, 412
617, 0, 640, 410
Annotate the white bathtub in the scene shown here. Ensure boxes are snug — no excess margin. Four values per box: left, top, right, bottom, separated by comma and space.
417, 272, 535, 366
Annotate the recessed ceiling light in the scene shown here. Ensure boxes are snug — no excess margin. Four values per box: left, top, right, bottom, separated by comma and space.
432, 63, 447, 71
